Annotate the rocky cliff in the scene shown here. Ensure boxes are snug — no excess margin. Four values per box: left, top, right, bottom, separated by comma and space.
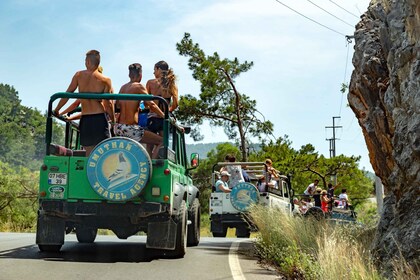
349, 0, 419, 272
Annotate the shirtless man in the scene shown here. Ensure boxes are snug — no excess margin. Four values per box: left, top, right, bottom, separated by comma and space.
114, 63, 164, 158
53, 50, 115, 156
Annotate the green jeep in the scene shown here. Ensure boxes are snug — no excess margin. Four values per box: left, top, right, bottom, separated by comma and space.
36, 93, 200, 258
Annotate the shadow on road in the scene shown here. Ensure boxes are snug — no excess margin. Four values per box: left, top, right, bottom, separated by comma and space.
0, 238, 238, 263
0, 241, 176, 263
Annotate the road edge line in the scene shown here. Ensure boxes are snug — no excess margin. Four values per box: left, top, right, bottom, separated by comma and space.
229, 240, 246, 280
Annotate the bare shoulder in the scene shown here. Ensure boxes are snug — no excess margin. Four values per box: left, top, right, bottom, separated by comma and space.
135, 82, 147, 94
146, 78, 157, 86
99, 73, 112, 83
120, 81, 135, 93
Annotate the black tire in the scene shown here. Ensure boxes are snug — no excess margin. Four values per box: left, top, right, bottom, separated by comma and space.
76, 227, 97, 243
212, 226, 227, 238
304, 207, 325, 220
38, 244, 62, 252
36, 214, 64, 252
187, 198, 200, 247
236, 227, 250, 238
165, 200, 187, 258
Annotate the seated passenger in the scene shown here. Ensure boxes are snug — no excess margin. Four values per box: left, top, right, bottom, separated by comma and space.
293, 198, 307, 215
115, 63, 165, 158
215, 171, 231, 193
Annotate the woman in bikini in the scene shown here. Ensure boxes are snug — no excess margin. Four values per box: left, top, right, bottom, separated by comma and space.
145, 61, 178, 135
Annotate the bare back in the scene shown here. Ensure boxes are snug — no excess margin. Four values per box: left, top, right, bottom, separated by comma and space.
118, 82, 147, 125
70, 70, 112, 115
146, 79, 171, 98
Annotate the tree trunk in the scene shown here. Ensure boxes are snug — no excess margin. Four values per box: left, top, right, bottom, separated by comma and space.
224, 69, 248, 161
349, 0, 419, 272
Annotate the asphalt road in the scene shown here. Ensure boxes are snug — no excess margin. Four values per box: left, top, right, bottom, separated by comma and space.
0, 233, 279, 280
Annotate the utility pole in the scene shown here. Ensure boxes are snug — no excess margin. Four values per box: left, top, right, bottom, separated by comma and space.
325, 116, 342, 158
326, 116, 342, 185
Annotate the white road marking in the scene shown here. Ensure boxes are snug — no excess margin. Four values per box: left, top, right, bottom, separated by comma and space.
229, 240, 246, 280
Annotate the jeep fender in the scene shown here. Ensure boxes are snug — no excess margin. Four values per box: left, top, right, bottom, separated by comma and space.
172, 182, 187, 215
187, 185, 200, 209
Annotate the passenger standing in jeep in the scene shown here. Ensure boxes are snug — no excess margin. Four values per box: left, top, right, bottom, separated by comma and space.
53, 50, 115, 156
114, 63, 165, 158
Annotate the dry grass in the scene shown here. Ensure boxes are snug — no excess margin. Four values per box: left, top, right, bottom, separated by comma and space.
390, 255, 419, 280
249, 205, 387, 279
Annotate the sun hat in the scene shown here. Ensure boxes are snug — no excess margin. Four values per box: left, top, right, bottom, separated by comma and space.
220, 171, 231, 177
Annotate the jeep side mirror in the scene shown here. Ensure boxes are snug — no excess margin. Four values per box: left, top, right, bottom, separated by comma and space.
190, 153, 199, 168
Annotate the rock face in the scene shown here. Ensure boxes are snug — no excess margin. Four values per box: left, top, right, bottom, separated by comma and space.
349, 0, 419, 272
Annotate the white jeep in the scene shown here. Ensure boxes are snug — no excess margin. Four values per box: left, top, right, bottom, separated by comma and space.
209, 162, 294, 237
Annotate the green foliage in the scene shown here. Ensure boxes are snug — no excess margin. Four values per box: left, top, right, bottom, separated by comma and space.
0, 161, 38, 231
355, 201, 379, 226
341, 83, 349, 94
0, 83, 64, 170
0, 83, 65, 231
176, 33, 273, 161
251, 137, 373, 202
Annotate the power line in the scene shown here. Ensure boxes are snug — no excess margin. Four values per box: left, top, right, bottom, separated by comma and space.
273, 0, 347, 37
306, 0, 354, 27
329, 0, 360, 19
338, 39, 352, 117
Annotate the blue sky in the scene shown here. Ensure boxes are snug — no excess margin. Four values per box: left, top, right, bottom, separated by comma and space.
0, 0, 373, 172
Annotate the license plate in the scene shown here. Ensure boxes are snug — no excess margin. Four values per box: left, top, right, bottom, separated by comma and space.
48, 173, 67, 185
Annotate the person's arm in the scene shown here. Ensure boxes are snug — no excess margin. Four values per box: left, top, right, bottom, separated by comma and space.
145, 101, 164, 118
217, 182, 231, 193
60, 100, 81, 115
269, 167, 280, 178
54, 72, 79, 114
169, 85, 178, 112
102, 77, 115, 123
67, 113, 82, 121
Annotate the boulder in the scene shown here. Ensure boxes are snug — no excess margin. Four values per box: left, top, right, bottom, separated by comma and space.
349, 0, 419, 272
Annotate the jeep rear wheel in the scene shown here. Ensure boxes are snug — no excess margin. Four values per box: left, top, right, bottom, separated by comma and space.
76, 226, 98, 243
36, 213, 64, 252
212, 225, 227, 238
236, 227, 250, 238
187, 198, 200, 246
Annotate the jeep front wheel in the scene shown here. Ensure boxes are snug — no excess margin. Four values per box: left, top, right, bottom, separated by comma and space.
187, 198, 200, 246
165, 200, 187, 258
